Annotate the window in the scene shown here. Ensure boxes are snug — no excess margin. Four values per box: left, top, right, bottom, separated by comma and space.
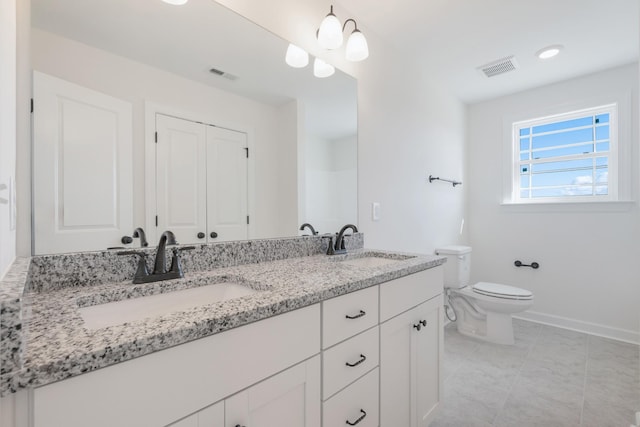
512, 104, 617, 202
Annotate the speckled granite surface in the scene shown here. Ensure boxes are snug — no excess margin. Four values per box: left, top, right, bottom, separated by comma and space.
0, 235, 444, 396
27, 234, 364, 292
0, 257, 31, 385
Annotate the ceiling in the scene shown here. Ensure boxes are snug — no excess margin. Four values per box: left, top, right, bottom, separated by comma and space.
32, 0, 639, 108
344, 0, 639, 103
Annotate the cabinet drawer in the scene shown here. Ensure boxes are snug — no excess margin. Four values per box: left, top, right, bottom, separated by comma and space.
380, 267, 443, 322
322, 286, 378, 349
323, 368, 379, 427
323, 326, 379, 400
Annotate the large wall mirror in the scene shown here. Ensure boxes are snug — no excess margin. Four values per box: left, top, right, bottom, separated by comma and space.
30, 0, 357, 254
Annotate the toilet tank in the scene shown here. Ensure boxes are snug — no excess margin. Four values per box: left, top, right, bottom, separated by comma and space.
435, 246, 472, 289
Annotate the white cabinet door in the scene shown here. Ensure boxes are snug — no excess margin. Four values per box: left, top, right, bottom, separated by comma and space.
380, 295, 443, 427
196, 402, 225, 427
168, 414, 198, 427
206, 126, 248, 242
156, 114, 207, 245
226, 355, 321, 427
33, 71, 133, 254
167, 401, 224, 427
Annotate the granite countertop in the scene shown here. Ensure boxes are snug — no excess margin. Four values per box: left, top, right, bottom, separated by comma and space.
3, 249, 444, 395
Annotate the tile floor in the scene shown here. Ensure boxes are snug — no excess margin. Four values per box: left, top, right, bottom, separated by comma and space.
431, 319, 640, 427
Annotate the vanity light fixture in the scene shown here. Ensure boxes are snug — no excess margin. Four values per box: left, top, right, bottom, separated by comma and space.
536, 45, 563, 59
317, 5, 369, 62
313, 58, 335, 78
317, 5, 343, 50
285, 44, 310, 68
161, 0, 188, 5
344, 19, 369, 62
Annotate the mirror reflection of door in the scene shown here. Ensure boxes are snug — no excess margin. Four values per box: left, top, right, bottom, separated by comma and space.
32, 72, 133, 254
155, 114, 248, 245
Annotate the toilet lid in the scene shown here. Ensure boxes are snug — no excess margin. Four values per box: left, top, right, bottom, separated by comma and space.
472, 282, 533, 300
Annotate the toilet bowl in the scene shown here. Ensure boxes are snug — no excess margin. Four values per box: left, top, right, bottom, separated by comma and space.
435, 246, 534, 345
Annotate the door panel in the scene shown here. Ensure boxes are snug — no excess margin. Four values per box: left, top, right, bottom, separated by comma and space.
225, 356, 320, 427
414, 297, 443, 426
33, 71, 133, 254
206, 126, 248, 242
380, 307, 413, 427
380, 296, 443, 427
156, 114, 207, 244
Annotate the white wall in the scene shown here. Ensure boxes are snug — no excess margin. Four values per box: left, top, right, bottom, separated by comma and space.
215, 0, 468, 255
28, 29, 296, 248
467, 63, 640, 343
305, 134, 357, 234
0, 0, 17, 279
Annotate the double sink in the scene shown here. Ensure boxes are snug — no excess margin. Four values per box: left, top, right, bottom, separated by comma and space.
77, 251, 414, 330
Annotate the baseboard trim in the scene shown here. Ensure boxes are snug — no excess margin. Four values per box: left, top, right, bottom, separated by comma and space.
514, 311, 640, 345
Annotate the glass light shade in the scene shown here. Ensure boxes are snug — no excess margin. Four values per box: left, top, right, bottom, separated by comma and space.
162, 0, 188, 5
285, 44, 309, 68
345, 29, 369, 61
317, 11, 343, 50
313, 58, 335, 78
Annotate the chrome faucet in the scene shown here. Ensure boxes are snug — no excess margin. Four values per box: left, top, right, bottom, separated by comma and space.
334, 224, 358, 255
299, 223, 318, 236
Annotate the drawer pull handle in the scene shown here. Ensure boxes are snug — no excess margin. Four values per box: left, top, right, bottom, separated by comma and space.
235, 425, 246, 427
413, 320, 427, 331
345, 354, 367, 367
346, 409, 367, 426
345, 310, 366, 319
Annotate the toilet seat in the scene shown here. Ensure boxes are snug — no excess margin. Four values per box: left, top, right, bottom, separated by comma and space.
472, 282, 533, 300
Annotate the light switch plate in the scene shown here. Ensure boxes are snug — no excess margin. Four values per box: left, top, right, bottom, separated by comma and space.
372, 202, 380, 221
10, 176, 16, 231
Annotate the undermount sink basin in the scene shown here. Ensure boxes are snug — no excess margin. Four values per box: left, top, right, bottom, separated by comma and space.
338, 251, 416, 268
78, 279, 261, 330
341, 257, 401, 268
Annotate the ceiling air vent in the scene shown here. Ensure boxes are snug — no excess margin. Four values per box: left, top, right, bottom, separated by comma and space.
477, 55, 519, 78
209, 67, 238, 81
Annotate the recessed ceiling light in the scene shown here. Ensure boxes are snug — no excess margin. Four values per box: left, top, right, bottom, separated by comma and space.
162, 0, 188, 5
536, 45, 563, 60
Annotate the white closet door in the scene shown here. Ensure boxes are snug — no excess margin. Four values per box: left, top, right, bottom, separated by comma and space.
156, 114, 207, 245
33, 71, 133, 254
206, 126, 248, 242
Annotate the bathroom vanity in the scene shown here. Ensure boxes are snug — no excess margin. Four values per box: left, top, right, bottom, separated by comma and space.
0, 236, 445, 427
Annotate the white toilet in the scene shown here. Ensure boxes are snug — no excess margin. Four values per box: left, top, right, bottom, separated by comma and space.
435, 245, 533, 345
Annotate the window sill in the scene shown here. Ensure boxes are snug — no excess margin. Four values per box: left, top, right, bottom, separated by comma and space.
500, 200, 636, 212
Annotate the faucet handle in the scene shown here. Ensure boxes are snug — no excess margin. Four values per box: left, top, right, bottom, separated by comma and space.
321, 234, 335, 255
117, 250, 150, 280
169, 246, 195, 276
